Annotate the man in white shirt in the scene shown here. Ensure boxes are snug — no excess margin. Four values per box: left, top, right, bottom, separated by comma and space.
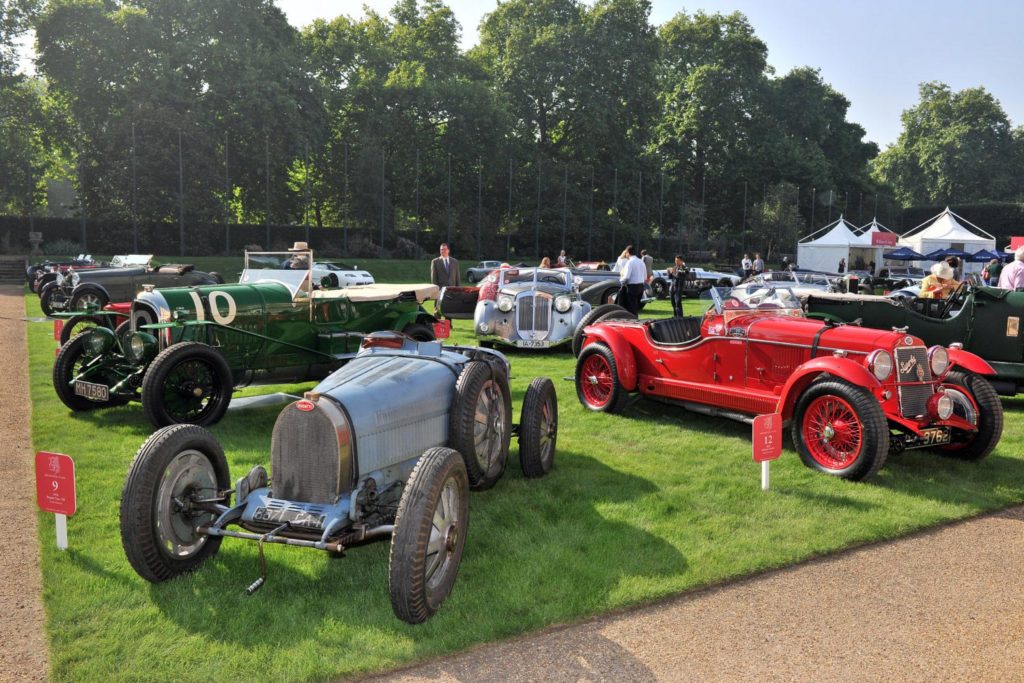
998, 246, 1024, 290
618, 245, 647, 315
741, 253, 752, 278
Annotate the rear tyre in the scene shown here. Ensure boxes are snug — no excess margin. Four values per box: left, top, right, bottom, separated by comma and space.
401, 322, 436, 342
572, 303, 635, 357
142, 342, 234, 427
466, 272, 477, 284
449, 360, 511, 490
575, 343, 628, 414
389, 447, 468, 624
935, 370, 1003, 461
518, 377, 558, 477
119, 425, 229, 582
52, 332, 125, 411
39, 283, 59, 317
792, 379, 888, 481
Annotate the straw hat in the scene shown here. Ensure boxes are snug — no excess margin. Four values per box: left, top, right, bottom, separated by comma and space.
289, 241, 310, 251
930, 261, 954, 280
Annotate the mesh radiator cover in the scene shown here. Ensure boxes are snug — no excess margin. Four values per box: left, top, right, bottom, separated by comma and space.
271, 399, 353, 505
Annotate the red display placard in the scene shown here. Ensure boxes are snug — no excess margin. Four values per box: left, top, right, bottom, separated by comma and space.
752, 413, 782, 462
53, 319, 63, 341
35, 451, 76, 516
871, 232, 898, 246
1011, 236, 1024, 251
433, 319, 451, 339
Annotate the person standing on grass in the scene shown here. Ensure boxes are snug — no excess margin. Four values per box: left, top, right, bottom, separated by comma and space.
985, 258, 1002, 286
430, 243, 460, 288
619, 245, 647, 315
667, 255, 687, 318
741, 253, 752, 279
752, 253, 764, 276
998, 247, 1024, 290
641, 249, 654, 284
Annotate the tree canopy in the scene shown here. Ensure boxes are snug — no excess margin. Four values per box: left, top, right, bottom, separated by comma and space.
872, 82, 1022, 206
6, 0, 977, 259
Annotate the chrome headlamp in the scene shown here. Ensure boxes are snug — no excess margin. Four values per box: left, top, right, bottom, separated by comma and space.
124, 332, 157, 363
928, 346, 950, 377
497, 294, 514, 312
70, 271, 80, 287
86, 326, 116, 355
54, 272, 64, 286
554, 295, 572, 313
866, 349, 893, 381
927, 391, 955, 420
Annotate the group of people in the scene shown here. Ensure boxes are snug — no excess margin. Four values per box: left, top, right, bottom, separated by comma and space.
740, 253, 764, 279
920, 247, 1024, 299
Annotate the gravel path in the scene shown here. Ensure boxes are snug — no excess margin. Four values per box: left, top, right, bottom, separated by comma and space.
0, 285, 48, 682
368, 506, 1024, 682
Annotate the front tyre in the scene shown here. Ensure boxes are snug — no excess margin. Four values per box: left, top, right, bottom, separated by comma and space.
52, 332, 124, 411
119, 425, 229, 582
792, 379, 888, 481
39, 283, 60, 317
389, 447, 469, 624
142, 342, 234, 427
518, 377, 558, 477
449, 361, 511, 490
69, 289, 108, 312
936, 370, 1003, 461
575, 343, 628, 414
651, 278, 668, 299
59, 314, 112, 346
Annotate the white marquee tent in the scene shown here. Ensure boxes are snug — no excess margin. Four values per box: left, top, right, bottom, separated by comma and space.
854, 218, 898, 273
900, 207, 995, 274
796, 215, 860, 272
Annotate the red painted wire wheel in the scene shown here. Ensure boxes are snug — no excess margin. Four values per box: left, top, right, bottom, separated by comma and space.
575, 343, 627, 414
791, 379, 888, 481
800, 395, 863, 469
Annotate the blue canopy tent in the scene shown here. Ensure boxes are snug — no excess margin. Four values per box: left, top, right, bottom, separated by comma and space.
883, 246, 926, 261
924, 247, 970, 261
967, 248, 1004, 263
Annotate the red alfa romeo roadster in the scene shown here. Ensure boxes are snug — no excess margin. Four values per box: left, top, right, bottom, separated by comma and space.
574, 286, 1003, 481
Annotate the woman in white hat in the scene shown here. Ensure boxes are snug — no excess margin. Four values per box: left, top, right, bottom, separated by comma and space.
919, 260, 958, 299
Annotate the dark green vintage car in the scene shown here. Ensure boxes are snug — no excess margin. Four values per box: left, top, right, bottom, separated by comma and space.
805, 285, 1024, 395
53, 251, 444, 427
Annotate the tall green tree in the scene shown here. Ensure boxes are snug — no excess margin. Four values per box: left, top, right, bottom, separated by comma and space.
35, 0, 322, 226
0, 0, 47, 215
872, 82, 1020, 206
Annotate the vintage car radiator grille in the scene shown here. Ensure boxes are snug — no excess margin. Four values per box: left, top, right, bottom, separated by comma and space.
894, 346, 933, 418
516, 294, 551, 334
271, 400, 352, 505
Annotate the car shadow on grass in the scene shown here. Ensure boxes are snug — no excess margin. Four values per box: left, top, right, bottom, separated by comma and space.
144, 452, 686, 653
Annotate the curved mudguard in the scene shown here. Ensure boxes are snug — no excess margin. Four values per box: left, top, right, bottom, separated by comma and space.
775, 356, 882, 420
947, 348, 996, 377
579, 324, 638, 391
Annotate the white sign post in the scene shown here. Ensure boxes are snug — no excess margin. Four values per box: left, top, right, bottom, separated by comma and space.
752, 414, 782, 491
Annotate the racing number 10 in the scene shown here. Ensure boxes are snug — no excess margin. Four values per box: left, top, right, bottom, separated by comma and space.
187, 290, 237, 326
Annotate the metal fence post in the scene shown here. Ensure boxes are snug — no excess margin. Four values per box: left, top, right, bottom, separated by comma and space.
561, 165, 568, 253
476, 156, 482, 260
446, 153, 452, 246
380, 147, 385, 256
224, 132, 230, 255
587, 166, 594, 260
131, 122, 138, 253
265, 133, 270, 249
178, 129, 185, 256
535, 158, 541, 258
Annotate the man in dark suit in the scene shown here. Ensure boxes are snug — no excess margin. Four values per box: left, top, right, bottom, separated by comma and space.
430, 243, 460, 288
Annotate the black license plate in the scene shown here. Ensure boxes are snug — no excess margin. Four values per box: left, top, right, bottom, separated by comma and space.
919, 427, 951, 446
74, 380, 109, 402
253, 506, 326, 530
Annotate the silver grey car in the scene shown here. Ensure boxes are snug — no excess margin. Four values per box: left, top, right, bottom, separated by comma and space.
474, 267, 591, 348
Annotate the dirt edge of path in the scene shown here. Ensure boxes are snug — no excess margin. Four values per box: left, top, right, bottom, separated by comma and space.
0, 286, 49, 682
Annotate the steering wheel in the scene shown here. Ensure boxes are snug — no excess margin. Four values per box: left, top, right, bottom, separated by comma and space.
939, 281, 968, 318
722, 296, 743, 310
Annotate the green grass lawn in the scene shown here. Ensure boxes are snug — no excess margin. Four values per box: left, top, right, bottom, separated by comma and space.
27, 282, 1024, 682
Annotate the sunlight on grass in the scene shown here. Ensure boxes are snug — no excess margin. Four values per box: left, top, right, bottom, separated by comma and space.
27, 286, 1024, 682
